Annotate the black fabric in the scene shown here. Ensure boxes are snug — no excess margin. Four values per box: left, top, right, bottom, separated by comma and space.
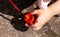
12, 0, 36, 10
0, 0, 36, 11
0, 0, 36, 17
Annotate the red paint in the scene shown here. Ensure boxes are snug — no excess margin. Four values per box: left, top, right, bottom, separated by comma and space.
24, 13, 35, 25
8, 0, 21, 12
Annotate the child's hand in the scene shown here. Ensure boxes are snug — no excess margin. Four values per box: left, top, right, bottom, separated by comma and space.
25, 0, 60, 30
25, 9, 54, 30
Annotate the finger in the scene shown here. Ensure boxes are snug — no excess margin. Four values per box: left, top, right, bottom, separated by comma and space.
25, 23, 29, 27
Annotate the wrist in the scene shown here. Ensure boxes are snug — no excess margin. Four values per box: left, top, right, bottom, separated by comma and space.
43, 8, 54, 17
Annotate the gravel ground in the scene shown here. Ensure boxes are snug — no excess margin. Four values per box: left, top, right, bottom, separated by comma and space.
0, 12, 60, 37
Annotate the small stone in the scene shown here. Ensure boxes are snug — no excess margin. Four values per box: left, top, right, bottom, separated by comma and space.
7, 29, 10, 31
33, 5, 37, 8
40, 34, 42, 36
4, 15, 7, 17
51, 27, 53, 30
42, 32, 46, 35
0, 16, 3, 19
56, 19, 60, 22
7, 36, 10, 37
1, 23, 4, 25
0, 26, 3, 28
